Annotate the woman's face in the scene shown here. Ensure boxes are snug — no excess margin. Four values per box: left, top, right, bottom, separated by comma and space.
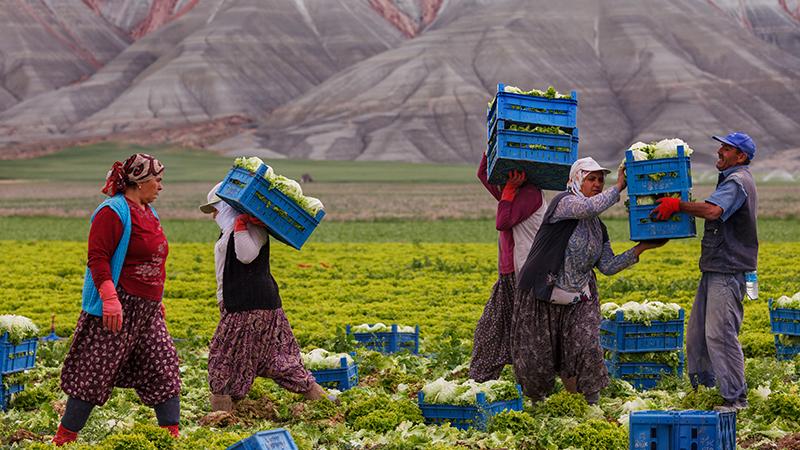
139, 176, 163, 204
580, 171, 605, 197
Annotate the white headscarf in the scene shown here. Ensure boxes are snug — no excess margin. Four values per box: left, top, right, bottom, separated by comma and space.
213, 201, 238, 233
566, 157, 611, 197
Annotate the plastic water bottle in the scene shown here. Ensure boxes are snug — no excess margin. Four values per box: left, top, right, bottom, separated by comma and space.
745, 271, 758, 300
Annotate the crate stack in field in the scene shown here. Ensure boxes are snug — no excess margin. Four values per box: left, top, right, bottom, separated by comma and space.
601, 309, 685, 390
1, 333, 38, 411
418, 385, 524, 431
486, 84, 579, 190
217, 163, 325, 250
346, 324, 420, 355
625, 145, 696, 241
768, 297, 800, 360
629, 410, 736, 450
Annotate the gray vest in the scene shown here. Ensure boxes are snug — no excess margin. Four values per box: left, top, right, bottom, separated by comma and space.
699, 166, 758, 273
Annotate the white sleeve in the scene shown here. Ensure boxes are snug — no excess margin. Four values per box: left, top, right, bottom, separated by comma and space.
233, 225, 268, 264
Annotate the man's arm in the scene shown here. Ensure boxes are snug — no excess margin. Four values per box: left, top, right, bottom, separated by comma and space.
678, 201, 723, 221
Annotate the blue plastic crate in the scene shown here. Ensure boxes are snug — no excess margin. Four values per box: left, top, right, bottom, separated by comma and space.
216, 165, 325, 250
625, 146, 692, 196
628, 191, 696, 241
1, 334, 37, 375
347, 324, 419, 355
768, 298, 800, 336
418, 385, 523, 430
600, 310, 684, 353
487, 83, 578, 129
629, 410, 736, 450
486, 129, 578, 190
1, 383, 24, 412
226, 429, 298, 450
310, 357, 358, 391
605, 353, 684, 391
774, 335, 800, 361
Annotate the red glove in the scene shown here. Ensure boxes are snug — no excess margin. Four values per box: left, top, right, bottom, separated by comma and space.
650, 197, 681, 221
501, 170, 526, 202
98, 280, 123, 332
234, 214, 265, 232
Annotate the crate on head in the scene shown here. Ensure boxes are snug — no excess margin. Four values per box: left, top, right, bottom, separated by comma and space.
226, 428, 298, 450
628, 190, 696, 241
310, 357, 358, 391
1, 334, 37, 375
600, 309, 685, 353
418, 385, 523, 430
0, 383, 23, 412
346, 324, 419, 355
768, 298, 800, 336
605, 352, 684, 391
487, 83, 578, 129
625, 146, 692, 196
216, 165, 325, 250
486, 126, 578, 190
629, 410, 736, 450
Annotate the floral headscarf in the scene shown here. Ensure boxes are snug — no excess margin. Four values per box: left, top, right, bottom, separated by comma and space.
102, 153, 164, 196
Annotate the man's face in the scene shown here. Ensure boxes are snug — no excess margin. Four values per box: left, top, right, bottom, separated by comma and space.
716, 144, 746, 171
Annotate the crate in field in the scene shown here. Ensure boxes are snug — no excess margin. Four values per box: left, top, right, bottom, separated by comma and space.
628, 192, 696, 241
0, 383, 23, 412
346, 324, 419, 355
216, 165, 325, 250
487, 83, 578, 129
768, 298, 800, 336
418, 385, 523, 430
600, 309, 685, 353
774, 337, 800, 361
225, 428, 298, 450
310, 357, 358, 391
0, 334, 37, 375
486, 125, 579, 190
605, 352, 684, 391
629, 410, 736, 450
625, 146, 692, 196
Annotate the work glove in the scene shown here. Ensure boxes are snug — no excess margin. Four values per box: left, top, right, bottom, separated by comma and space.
501, 170, 526, 202
650, 197, 680, 221
234, 214, 266, 232
98, 280, 123, 332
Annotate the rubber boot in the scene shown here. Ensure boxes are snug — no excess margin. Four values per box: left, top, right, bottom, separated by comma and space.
210, 394, 233, 412
52, 424, 79, 446
160, 424, 180, 438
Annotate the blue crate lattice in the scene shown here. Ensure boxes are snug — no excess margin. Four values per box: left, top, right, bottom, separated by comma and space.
600, 309, 685, 353
625, 146, 692, 196
226, 428, 298, 450
347, 324, 419, 354
216, 165, 325, 250
486, 126, 578, 190
605, 352, 684, 391
1, 334, 37, 375
774, 336, 800, 361
629, 410, 736, 450
418, 385, 523, 430
487, 83, 578, 129
0, 383, 24, 412
310, 357, 358, 391
628, 189, 696, 241
768, 298, 800, 336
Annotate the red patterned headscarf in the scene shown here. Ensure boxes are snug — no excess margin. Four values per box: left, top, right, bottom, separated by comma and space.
102, 153, 165, 196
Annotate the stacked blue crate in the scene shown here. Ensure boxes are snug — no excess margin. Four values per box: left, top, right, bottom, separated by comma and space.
486, 83, 579, 190
625, 145, 696, 241
0, 333, 37, 411
768, 298, 800, 360
0, 383, 24, 412
629, 410, 736, 450
601, 309, 685, 390
346, 324, 419, 355
418, 385, 523, 430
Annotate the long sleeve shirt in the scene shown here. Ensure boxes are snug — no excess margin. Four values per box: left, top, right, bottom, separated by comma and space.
87, 198, 168, 301
214, 223, 269, 306
478, 154, 544, 274
550, 186, 638, 291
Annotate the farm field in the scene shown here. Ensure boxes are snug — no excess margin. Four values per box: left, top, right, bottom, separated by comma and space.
1, 144, 800, 449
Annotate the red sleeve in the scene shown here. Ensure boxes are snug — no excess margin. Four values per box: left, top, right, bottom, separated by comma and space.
477, 153, 501, 200
496, 185, 544, 231
87, 207, 123, 288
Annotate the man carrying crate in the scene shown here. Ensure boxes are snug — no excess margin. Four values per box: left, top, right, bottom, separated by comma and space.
651, 132, 758, 411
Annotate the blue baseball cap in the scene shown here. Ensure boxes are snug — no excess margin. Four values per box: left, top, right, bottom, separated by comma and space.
712, 132, 756, 161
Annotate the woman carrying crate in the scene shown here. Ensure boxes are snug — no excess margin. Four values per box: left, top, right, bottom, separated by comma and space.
469, 152, 546, 382
512, 157, 666, 403
54, 154, 181, 445
199, 183, 329, 412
